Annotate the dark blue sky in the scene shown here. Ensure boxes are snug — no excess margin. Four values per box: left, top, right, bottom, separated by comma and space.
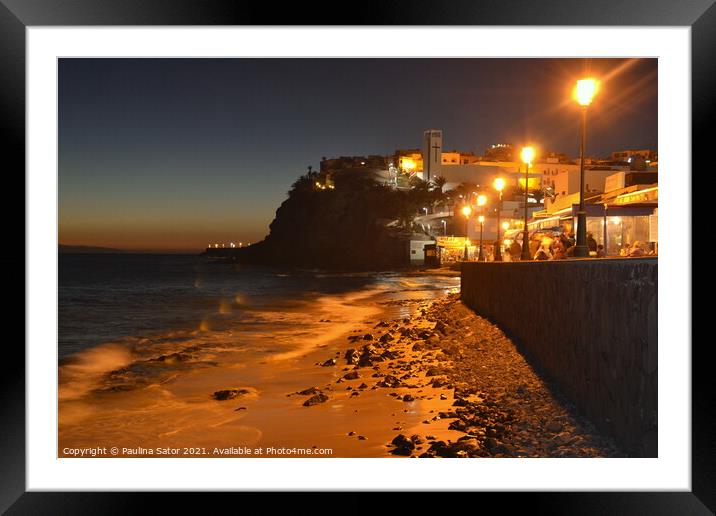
59, 58, 657, 251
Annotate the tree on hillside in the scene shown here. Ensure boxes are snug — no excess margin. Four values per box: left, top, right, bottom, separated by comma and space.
429, 175, 447, 192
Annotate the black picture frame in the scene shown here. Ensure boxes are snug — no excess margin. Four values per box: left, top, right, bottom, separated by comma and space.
1, 0, 709, 512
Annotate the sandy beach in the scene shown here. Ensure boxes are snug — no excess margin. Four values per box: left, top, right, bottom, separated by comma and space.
59, 271, 621, 458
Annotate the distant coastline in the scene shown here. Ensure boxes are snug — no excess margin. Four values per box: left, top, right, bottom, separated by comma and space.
59, 244, 126, 254
59, 245, 202, 255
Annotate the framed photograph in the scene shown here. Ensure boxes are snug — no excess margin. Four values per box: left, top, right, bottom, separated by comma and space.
3, 0, 709, 511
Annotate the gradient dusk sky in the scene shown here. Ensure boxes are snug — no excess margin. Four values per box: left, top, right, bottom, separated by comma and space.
59, 58, 657, 252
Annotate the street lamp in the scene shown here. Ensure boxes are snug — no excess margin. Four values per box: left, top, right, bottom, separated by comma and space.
573, 77, 599, 257
478, 215, 485, 261
603, 203, 608, 256
520, 146, 535, 260
441, 219, 447, 236
461, 205, 472, 235
461, 205, 472, 261
493, 177, 506, 261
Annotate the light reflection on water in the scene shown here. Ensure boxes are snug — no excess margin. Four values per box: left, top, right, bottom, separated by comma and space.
59, 254, 459, 401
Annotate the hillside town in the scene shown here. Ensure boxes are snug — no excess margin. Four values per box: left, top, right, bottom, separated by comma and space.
291, 128, 658, 266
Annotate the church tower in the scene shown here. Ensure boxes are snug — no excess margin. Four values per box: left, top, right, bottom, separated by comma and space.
422, 129, 443, 182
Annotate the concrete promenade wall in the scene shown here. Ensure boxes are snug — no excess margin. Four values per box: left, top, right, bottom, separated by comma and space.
461, 258, 657, 457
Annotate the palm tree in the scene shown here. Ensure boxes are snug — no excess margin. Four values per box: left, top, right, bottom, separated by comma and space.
429, 175, 447, 193
408, 175, 429, 190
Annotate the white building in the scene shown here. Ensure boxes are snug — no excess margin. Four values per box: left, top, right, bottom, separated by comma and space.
542, 167, 617, 212
421, 129, 443, 182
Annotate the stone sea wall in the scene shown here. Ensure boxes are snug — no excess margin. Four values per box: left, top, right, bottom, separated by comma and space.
461, 258, 658, 457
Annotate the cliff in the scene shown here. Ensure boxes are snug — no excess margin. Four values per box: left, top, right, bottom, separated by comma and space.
227, 170, 439, 270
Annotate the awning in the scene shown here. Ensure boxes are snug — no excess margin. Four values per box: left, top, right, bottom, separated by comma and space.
564, 204, 656, 217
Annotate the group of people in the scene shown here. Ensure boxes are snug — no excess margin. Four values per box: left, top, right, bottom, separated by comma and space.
528, 231, 600, 261
471, 230, 655, 262
618, 240, 654, 257
498, 231, 600, 261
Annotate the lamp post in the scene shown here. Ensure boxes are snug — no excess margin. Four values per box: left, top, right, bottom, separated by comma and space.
573, 78, 598, 257
493, 178, 505, 261
476, 194, 487, 261
520, 146, 535, 261
603, 203, 608, 256
461, 205, 472, 261
478, 215, 485, 261
441, 219, 447, 236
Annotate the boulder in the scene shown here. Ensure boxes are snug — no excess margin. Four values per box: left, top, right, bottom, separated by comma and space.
377, 375, 402, 388
212, 389, 250, 401
430, 377, 449, 388
546, 420, 563, 433
303, 393, 329, 406
434, 320, 448, 335
391, 434, 415, 450
344, 348, 358, 364
379, 333, 395, 343
390, 446, 412, 456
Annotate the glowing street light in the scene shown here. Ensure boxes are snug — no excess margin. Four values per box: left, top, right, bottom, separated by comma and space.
493, 178, 505, 261
573, 77, 600, 257
574, 78, 598, 106
477, 215, 485, 261
477, 194, 487, 207
461, 205, 472, 239
520, 146, 535, 165
502, 221, 510, 231
520, 145, 536, 260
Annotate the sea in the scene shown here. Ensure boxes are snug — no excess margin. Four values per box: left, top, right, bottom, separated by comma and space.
58, 253, 460, 398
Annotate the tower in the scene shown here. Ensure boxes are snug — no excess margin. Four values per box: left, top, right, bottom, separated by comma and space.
422, 129, 442, 182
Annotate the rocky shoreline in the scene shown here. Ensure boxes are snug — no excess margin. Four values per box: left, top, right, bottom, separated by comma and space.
284, 293, 623, 458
